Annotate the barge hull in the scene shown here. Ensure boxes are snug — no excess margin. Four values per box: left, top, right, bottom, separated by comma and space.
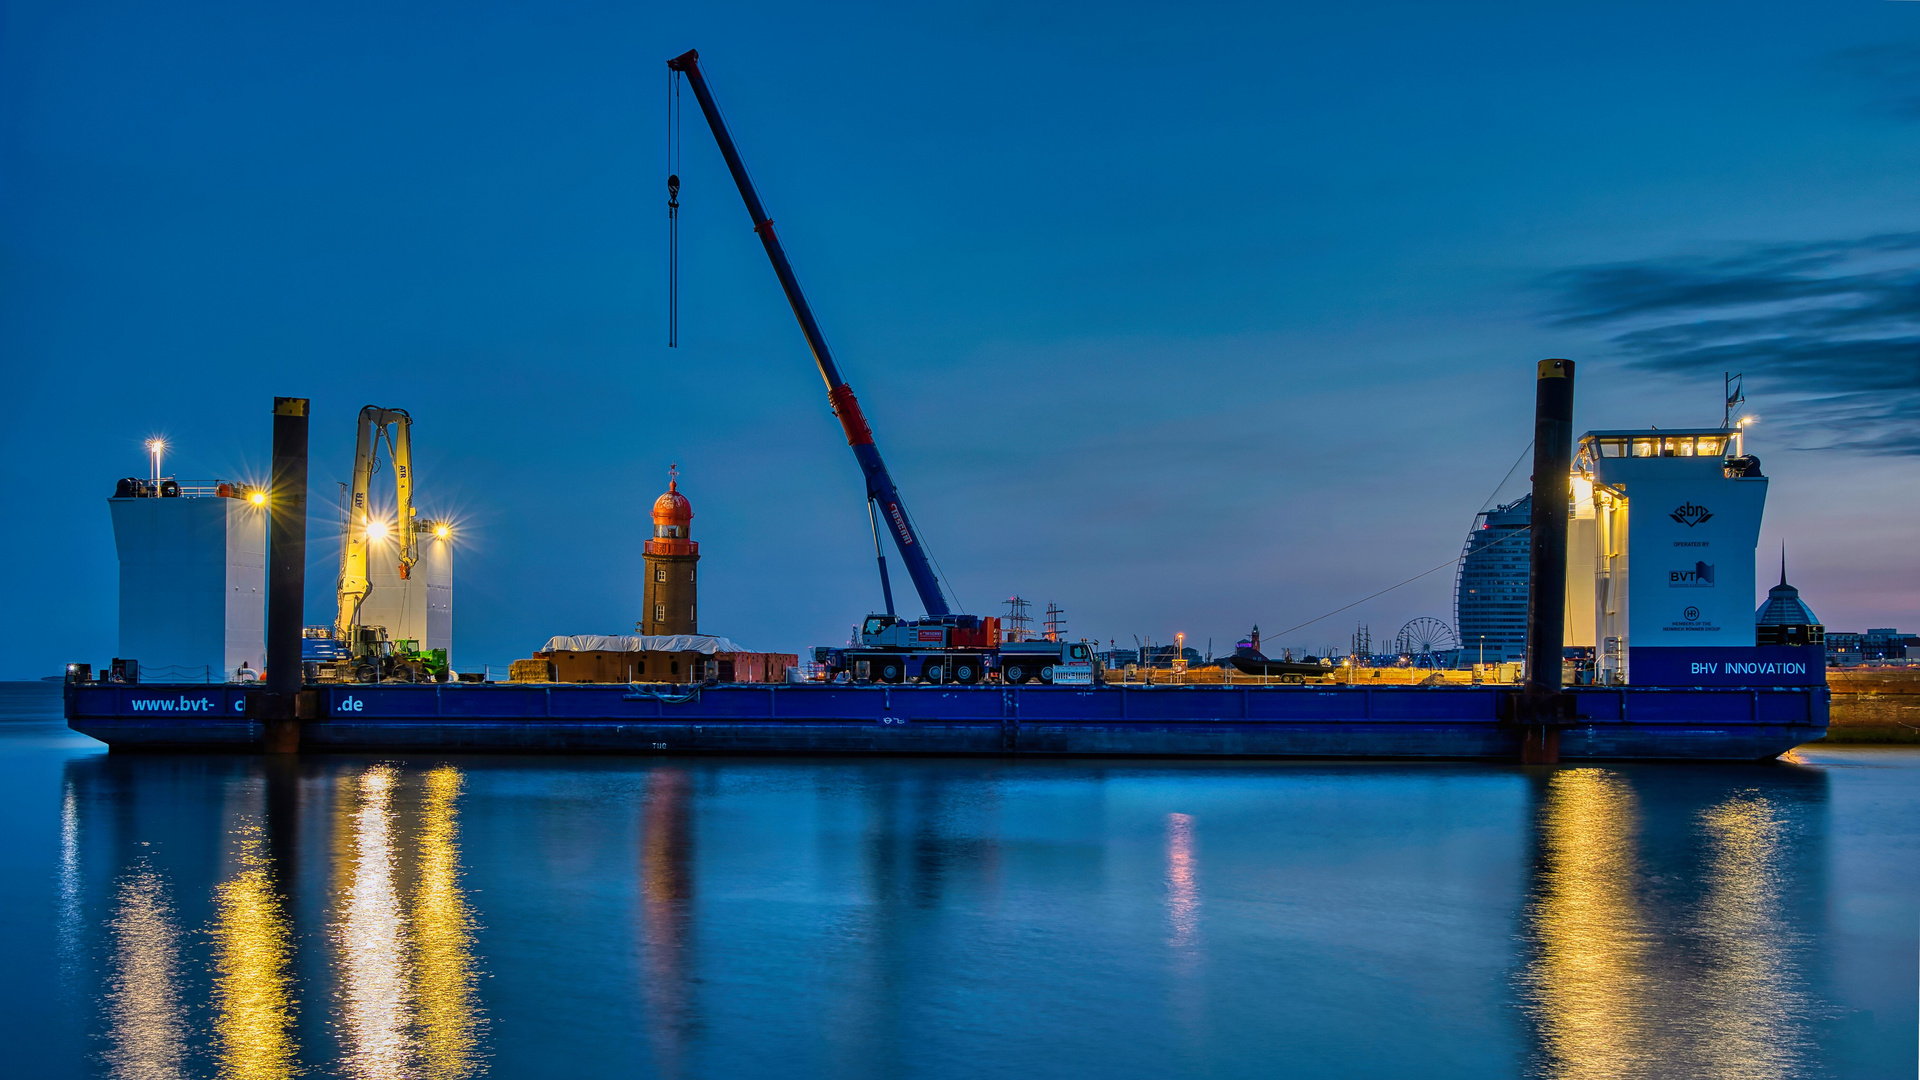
67, 682, 1828, 761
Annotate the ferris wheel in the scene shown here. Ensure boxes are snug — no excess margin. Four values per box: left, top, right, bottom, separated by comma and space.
1396, 617, 1460, 666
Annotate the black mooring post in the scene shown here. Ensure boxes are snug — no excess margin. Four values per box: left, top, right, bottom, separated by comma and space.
1521, 359, 1574, 763
261, 396, 309, 752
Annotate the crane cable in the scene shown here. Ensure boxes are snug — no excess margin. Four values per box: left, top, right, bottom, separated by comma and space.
667, 67, 682, 348
1264, 439, 1539, 642
1260, 526, 1534, 641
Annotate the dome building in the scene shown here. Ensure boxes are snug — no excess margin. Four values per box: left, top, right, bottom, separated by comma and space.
1755, 553, 1823, 648
641, 466, 699, 636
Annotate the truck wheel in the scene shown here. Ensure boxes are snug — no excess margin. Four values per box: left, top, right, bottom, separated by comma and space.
921, 660, 945, 683
953, 658, 980, 684
879, 662, 904, 684
1039, 665, 1055, 684
1004, 665, 1028, 685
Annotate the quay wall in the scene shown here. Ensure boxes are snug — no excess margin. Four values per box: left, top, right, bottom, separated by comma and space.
1822, 669, 1920, 744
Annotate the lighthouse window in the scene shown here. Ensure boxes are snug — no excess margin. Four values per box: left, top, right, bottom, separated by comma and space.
655, 567, 666, 582
654, 524, 681, 539
655, 604, 665, 621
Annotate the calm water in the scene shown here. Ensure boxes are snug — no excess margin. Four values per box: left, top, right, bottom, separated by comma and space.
2, 682, 1914, 1079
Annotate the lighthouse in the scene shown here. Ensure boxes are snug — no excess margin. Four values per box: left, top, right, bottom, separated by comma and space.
641, 466, 700, 636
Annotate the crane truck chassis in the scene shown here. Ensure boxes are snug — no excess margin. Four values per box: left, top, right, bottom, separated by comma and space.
814, 615, 1097, 685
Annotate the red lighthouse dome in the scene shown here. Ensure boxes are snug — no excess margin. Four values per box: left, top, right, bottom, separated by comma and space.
652, 482, 692, 529
645, 465, 697, 556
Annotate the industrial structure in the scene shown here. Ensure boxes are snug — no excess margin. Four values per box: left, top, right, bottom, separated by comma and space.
106, 442, 268, 682
639, 466, 698, 635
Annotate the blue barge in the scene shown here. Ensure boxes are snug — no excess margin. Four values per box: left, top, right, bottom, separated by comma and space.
65, 681, 1826, 761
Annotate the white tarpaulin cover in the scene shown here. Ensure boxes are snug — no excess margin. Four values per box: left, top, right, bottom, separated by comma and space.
542, 634, 751, 655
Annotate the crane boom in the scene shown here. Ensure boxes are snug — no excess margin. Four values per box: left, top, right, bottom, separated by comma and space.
335, 405, 417, 640
667, 48, 951, 617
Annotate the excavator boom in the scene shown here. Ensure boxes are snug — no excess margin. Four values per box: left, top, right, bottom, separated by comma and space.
335, 406, 417, 640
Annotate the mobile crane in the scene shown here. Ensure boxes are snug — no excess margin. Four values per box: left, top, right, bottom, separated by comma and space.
667, 49, 1090, 684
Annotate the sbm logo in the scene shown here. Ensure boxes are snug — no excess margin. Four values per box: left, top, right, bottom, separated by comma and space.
1670, 502, 1713, 527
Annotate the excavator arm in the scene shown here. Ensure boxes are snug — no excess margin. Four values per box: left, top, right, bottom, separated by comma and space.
335, 406, 417, 640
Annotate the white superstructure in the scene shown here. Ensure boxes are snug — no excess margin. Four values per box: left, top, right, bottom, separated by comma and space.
1571, 427, 1768, 683
108, 481, 268, 681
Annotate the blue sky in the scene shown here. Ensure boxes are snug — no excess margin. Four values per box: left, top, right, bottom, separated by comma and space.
4, 0, 1917, 676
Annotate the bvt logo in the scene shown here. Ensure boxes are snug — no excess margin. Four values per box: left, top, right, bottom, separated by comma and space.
1670, 502, 1714, 527
1670, 561, 1715, 587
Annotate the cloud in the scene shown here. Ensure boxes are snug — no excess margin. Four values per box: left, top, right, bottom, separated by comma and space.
1831, 42, 1920, 121
1540, 234, 1920, 454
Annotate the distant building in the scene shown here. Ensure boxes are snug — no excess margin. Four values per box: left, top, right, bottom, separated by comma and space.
1826, 628, 1910, 665
1455, 495, 1531, 663
1754, 563, 1824, 648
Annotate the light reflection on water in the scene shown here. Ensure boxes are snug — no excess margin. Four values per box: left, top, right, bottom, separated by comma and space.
210, 823, 298, 1080
639, 768, 696, 1080
1524, 770, 1656, 1076
334, 764, 488, 1080
335, 766, 415, 1079
1522, 771, 1816, 1080
36, 739, 1911, 1080
412, 767, 485, 1080
104, 864, 189, 1080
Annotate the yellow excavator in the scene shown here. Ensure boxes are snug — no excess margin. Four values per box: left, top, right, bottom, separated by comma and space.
330, 406, 445, 682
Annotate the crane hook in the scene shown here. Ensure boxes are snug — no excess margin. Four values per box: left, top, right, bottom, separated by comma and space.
668, 173, 679, 204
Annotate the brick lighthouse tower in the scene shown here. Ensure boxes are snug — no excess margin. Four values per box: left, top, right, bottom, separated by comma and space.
640, 465, 699, 635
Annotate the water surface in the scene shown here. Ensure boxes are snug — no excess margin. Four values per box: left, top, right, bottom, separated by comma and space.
2, 682, 1914, 1078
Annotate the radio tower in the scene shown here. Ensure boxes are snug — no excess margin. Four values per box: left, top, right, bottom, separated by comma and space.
1005, 596, 1034, 642
1043, 604, 1065, 642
